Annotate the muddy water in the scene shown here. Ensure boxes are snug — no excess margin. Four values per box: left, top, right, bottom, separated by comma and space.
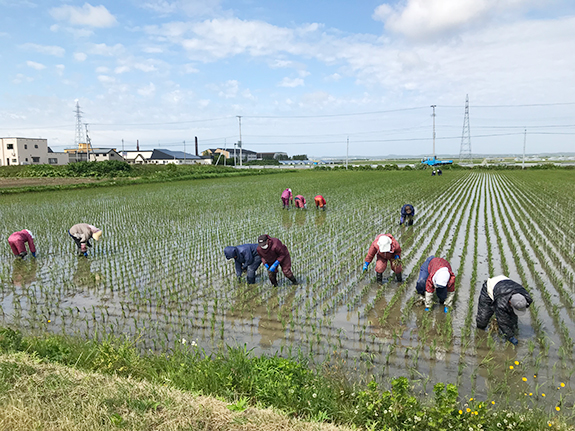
1, 171, 574, 408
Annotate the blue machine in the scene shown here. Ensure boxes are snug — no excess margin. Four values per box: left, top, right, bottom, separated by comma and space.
421, 157, 453, 166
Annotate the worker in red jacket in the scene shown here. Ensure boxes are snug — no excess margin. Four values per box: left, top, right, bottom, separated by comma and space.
314, 195, 327, 210
8, 229, 36, 258
294, 195, 307, 209
257, 234, 298, 287
362, 233, 402, 283
415, 256, 456, 312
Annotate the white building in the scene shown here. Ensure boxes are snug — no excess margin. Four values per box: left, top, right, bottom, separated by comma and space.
121, 149, 211, 165
0, 137, 68, 166
88, 148, 124, 162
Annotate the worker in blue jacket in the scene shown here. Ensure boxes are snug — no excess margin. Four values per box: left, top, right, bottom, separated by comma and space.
224, 244, 262, 284
400, 204, 415, 226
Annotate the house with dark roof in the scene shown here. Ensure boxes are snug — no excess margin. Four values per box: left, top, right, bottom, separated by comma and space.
148, 149, 211, 165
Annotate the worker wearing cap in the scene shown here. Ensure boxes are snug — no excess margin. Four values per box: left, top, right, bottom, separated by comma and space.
256, 234, 298, 286
224, 243, 262, 284
362, 233, 402, 284
476, 275, 532, 345
314, 195, 327, 210
8, 229, 37, 258
69, 223, 102, 257
415, 256, 456, 312
399, 204, 415, 226
294, 195, 307, 209
281, 188, 293, 209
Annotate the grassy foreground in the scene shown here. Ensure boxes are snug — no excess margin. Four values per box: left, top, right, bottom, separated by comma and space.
0, 328, 573, 431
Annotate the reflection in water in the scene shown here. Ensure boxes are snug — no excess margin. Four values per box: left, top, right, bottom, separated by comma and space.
315, 210, 327, 227
258, 285, 298, 348
73, 257, 102, 289
281, 210, 293, 230
12, 259, 37, 288
295, 209, 307, 226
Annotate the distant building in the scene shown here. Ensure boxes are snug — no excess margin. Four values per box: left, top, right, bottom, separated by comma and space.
121, 149, 211, 165
257, 151, 288, 160
204, 148, 257, 162
89, 148, 124, 162
1, 137, 68, 166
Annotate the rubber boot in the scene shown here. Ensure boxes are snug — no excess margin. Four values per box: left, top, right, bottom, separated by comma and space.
288, 275, 298, 285
395, 272, 403, 282
18, 251, 27, 258
269, 271, 278, 287
376, 272, 383, 284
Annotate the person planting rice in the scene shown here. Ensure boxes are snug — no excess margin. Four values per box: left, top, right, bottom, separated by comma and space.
8, 229, 36, 258
294, 194, 306, 209
415, 256, 455, 312
399, 204, 415, 226
281, 188, 293, 209
314, 194, 327, 210
257, 234, 298, 287
224, 243, 262, 284
362, 233, 402, 284
69, 223, 102, 257
476, 275, 533, 345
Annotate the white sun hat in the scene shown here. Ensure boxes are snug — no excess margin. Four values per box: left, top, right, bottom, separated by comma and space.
377, 235, 392, 253
433, 267, 450, 288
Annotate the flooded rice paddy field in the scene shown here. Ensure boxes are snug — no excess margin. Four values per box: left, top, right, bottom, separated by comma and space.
1, 169, 574, 407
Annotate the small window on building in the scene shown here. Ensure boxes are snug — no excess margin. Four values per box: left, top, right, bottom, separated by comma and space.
48, 158, 57, 165
32, 157, 40, 163
12, 158, 17, 163
25, 158, 28, 162
24, 144, 28, 149
34, 144, 38, 148
7, 144, 14, 150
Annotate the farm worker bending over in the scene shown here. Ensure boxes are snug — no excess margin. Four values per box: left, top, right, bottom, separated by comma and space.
224, 244, 262, 284
257, 234, 298, 287
294, 195, 307, 209
399, 204, 415, 226
8, 229, 36, 258
415, 256, 455, 312
281, 188, 293, 209
476, 275, 532, 345
69, 223, 102, 257
314, 195, 327, 210
362, 233, 402, 284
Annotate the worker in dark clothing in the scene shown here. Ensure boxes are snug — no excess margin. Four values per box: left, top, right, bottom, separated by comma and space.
399, 204, 415, 226
257, 234, 298, 286
415, 256, 456, 312
363, 233, 402, 284
224, 244, 262, 284
437, 169, 442, 176
476, 275, 532, 345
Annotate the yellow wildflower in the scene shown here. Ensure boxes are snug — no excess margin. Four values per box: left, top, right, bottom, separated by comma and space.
514, 360, 519, 365
560, 383, 565, 388
522, 377, 527, 382
509, 365, 514, 370
542, 393, 546, 397
556, 406, 560, 412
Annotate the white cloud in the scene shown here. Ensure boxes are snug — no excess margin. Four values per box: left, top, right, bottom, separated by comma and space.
279, 77, 304, 88
55, 64, 65, 75
140, 0, 222, 17
115, 66, 130, 74
134, 62, 158, 72
142, 46, 164, 54
74, 52, 87, 62
270, 59, 294, 68
12, 73, 33, 84
207, 80, 239, 98
95, 66, 110, 73
89, 43, 125, 56
26, 60, 46, 70
97, 75, 116, 83
183, 63, 199, 73
19, 43, 65, 57
137, 82, 156, 97
50, 3, 117, 28
373, 0, 532, 40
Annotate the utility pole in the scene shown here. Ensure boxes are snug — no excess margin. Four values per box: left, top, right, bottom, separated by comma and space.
84, 123, 91, 162
346, 136, 349, 170
121, 139, 124, 153
431, 105, 437, 161
522, 128, 526, 169
184, 140, 186, 164
459, 95, 472, 165
237, 115, 243, 168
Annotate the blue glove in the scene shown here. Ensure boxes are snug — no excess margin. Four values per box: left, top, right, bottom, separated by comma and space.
425, 307, 430, 311
509, 336, 518, 345
270, 260, 280, 273
444, 306, 449, 313
264, 263, 270, 270
31, 252, 36, 258
362, 262, 369, 272
394, 255, 400, 260
83, 252, 88, 257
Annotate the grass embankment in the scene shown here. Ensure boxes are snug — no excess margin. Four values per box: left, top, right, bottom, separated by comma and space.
0, 328, 572, 431
0, 161, 290, 194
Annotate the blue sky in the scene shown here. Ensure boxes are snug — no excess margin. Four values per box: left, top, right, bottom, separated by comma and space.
1, 0, 575, 158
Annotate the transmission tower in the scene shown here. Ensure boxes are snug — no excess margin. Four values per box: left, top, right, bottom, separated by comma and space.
74, 100, 86, 148
459, 94, 472, 165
